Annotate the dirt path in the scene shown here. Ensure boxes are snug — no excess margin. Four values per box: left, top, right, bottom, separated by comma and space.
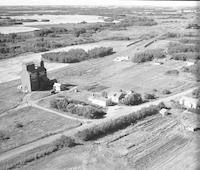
0, 87, 196, 163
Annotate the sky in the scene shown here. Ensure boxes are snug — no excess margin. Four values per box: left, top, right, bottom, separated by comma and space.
0, 0, 198, 7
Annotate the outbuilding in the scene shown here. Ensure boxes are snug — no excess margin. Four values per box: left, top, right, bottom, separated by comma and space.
159, 108, 170, 116
179, 96, 198, 109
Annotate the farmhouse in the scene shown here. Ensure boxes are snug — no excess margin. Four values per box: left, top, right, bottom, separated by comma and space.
88, 96, 110, 107
108, 91, 126, 103
179, 96, 198, 109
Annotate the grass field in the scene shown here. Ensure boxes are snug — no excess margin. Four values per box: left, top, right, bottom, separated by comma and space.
0, 106, 81, 153
0, 80, 24, 115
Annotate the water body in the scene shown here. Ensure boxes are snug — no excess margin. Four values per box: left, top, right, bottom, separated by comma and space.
0, 26, 40, 34
9, 14, 106, 25
0, 14, 107, 34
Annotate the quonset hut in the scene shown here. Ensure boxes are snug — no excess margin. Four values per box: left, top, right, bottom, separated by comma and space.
21, 60, 55, 93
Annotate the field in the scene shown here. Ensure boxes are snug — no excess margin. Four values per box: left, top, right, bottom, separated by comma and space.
0, 106, 80, 153
19, 112, 200, 170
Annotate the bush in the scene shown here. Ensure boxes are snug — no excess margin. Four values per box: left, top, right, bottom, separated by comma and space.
165, 69, 179, 76
162, 89, 171, 94
192, 88, 200, 98
50, 97, 106, 119
76, 105, 159, 141
0, 130, 10, 141
120, 93, 143, 106
53, 135, 76, 148
144, 93, 156, 100
132, 49, 166, 63
42, 47, 114, 63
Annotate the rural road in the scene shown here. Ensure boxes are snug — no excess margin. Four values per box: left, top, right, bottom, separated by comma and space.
0, 87, 196, 163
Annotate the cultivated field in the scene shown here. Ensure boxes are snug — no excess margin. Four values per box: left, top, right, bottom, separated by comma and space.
20, 112, 200, 170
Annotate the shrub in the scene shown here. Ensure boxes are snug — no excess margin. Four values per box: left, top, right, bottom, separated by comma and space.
162, 89, 171, 94
164, 32, 181, 38
53, 135, 76, 148
120, 93, 143, 106
165, 69, 179, 76
192, 88, 200, 98
76, 105, 159, 141
144, 93, 156, 100
132, 49, 166, 63
0, 130, 10, 141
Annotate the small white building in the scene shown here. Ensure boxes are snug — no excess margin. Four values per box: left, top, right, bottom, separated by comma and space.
179, 96, 198, 109
88, 96, 109, 107
186, 61, 194, 67
114, 56, 129, 62
53, 83, 61, 93
159, 108, 169, 116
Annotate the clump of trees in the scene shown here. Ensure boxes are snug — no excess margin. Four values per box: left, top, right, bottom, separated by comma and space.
42, 47, 114, 63
50, 97, 106, 119
118, 16, 157, 27
132, 49, 166, 63
120, 92, 143, 106
168, 42, 200, 61
170, 52, 200, 61
34, 27, 68, 37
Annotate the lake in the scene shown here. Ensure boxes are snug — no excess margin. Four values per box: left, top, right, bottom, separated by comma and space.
0, 14, 107, 34
9, 14, 106, 25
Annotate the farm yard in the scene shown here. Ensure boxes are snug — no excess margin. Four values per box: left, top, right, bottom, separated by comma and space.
0, 4, 199, 170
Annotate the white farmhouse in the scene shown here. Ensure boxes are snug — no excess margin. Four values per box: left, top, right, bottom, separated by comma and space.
88, 96, 109, 107
179, 96, 198, 109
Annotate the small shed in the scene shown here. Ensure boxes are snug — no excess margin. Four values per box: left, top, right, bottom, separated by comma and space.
159, 108, 170, 116
113, 56, 129, 62
53, 83, 61, 93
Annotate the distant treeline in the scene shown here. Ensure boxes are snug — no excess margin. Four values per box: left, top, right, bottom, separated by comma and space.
42, 47, 114, 63
0, 16, 157, 60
